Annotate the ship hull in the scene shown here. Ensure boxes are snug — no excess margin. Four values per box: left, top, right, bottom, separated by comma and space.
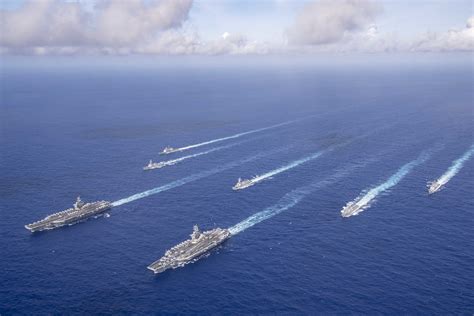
25, 202, 111, 232
147, 229, 231, 274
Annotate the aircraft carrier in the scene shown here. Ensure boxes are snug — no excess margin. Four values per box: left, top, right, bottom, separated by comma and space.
160, 146, 181, 155
147, 225, 231, 274
232, 177, 258, 190
143, 159, 171, 170
341, 202, 364, 217
428, 180, 443, 194
25, 197, 111, 232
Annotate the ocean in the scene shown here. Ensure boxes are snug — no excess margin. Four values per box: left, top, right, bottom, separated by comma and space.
1, 56, 473, 314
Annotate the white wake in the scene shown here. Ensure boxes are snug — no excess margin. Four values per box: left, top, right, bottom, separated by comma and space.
168, 118, 301, 153
340, 150, 431, 217
251, 150, 326, 184
156, 139, 251, 169
229, 156, 380, 235
433, 144, 474, 187
111, 147, 286, 207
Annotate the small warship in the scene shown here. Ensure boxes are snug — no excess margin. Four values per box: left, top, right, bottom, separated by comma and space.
143, 159, 168, 170
147, 225, 231, 274
232, 177, 258, 190
341, 202, 364, 217
25, 197, 111, 232
428, 180, 443, 194
160, 146, 181, 155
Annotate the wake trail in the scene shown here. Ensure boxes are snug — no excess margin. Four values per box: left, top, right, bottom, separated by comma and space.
111, 147, 287, 207
160, 139, 252, 167
252, 150, 326, 183
239, 127, 371, 186
229, 155, 381, 235
435, 144, 474, 186
171, 118, 303, 153
340, 150, 432, 217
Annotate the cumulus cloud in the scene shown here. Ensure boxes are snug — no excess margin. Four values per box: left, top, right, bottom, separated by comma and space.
409, 16, 474, 52
287, 0, 381, 45
0, 0, 193, 53
0, 0, 472, 55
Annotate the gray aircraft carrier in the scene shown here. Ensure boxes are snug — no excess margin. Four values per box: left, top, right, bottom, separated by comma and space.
147, 225, 231, 274
25, 197, 111, 232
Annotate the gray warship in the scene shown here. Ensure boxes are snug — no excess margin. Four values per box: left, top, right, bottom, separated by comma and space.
428, 180, 443, 194
341, 202, 364, 217
25, 197, 111, 232
147, 225, 231, 274
143, 159, 169, 170
232, 177, 258, 190
160, 146, 181, 155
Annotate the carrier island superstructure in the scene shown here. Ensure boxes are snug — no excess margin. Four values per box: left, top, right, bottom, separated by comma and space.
25, 197, 111, 232
147, 225, 231, 274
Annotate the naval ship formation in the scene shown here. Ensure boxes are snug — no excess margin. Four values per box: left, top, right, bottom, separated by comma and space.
147, 225, 231, 274
25, 197, 111, 232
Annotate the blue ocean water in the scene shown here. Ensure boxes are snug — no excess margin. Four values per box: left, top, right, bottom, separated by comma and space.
1, 57, 473, 314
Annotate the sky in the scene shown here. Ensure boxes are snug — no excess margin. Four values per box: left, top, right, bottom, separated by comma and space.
0, 0, 473, 55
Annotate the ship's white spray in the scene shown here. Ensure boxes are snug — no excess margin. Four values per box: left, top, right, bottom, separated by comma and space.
229, 156, 380, 235
158, 138, 260, 168
112, 148, 287, 207
431, 144, 474, 188
340, 150, 431, 217
166, 118, 302, 153
250, 150, 326, 184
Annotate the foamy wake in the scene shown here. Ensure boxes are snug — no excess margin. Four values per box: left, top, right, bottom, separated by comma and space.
432, 144, 474, 187
171, 118, 302, 153
111, 147, 287, 207
251, 150, 326, 184
229, 156, 381, 235
340, 150, 431, 217
158, 139, 252, 168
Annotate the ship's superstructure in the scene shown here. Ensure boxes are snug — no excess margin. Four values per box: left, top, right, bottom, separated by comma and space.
143, 159, 169, 170
160, 146, 181, 155
428, 180, 443, 194
232, 177, 258, 190
341, 202, 364, 217
25, 197, 111, 232
147, 225, 231, 274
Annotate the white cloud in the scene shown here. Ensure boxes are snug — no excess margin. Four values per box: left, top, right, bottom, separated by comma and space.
0, 0, 193, 52
286, 0, 381, 45
409, 16, 474, 52
0, 0, 472, 55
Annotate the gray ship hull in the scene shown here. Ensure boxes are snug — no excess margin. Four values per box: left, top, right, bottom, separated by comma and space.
25, 201, 111, 232
148, 227, 231, 274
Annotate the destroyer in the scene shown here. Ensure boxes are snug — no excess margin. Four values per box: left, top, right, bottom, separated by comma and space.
25, 197, 111, 232
428, 180, 443, 194
143, 159, 171, 170
341, 202, 364, 217
160, 146, 181, 155
232, 177, 258, 190
147, 225, 231, 274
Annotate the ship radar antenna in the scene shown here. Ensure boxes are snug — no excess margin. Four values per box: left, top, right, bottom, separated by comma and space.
191, 225, 201, 240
